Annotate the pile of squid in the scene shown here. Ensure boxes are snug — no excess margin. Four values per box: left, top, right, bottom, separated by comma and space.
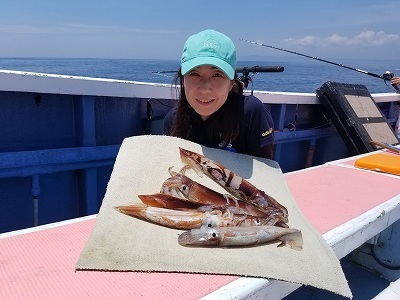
115, 148, 303, 251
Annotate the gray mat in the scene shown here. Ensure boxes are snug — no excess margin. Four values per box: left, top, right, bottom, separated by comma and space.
76, 135, 351, 298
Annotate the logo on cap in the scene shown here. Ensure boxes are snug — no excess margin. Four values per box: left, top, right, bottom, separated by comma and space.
204, 41, 218, 48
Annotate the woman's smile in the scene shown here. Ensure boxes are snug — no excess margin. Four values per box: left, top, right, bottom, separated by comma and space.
197, 98, 215, 104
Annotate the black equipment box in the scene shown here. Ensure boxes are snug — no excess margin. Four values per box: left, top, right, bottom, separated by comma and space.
316, 81, 399, 155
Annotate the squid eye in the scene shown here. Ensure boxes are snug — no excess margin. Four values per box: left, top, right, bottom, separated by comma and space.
207, 223, 212, 227
181, 185, 188, 191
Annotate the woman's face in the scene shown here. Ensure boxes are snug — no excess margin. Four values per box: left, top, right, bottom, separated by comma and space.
183, 65, 234, 121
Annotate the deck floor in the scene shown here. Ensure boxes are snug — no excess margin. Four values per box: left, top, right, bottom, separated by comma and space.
284, 253, 390, 299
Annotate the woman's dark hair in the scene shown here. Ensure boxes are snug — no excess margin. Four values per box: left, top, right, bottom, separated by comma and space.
170, 67, 244, 147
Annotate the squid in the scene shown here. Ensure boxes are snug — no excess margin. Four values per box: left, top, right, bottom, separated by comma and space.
138, 193, 200, 210
114, 147, 302, 250
115, 203, 237, 229
179, 147, 289, 226
116, 193, 273, 229
160, 167, 269, 219
178, 225, 303, 251
139, 193, 265, 226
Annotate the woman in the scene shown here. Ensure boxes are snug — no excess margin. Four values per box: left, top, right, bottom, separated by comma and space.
164, 29, 275, 159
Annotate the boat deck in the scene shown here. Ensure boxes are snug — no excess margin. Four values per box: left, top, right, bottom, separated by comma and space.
1, 149, 399, 299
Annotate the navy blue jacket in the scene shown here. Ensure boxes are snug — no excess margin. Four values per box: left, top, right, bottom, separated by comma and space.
163, 95, 274, 156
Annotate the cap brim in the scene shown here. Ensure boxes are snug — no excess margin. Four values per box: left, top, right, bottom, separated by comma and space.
181, 57, 235, 80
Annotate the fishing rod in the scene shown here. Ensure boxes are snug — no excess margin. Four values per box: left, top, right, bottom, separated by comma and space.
240, 38, 399, 92
151, 70, 177, 74
235, 66, 283, 92
151, 66, 284, 74
151, 66, 284, 93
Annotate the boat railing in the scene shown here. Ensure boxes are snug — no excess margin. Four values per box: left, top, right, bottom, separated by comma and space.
1, 69, 399, 233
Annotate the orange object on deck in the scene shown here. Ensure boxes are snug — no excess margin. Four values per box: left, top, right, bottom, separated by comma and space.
355, 153, 400, 175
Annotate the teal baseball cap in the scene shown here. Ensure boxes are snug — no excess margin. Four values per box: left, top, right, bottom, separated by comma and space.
181, 29, 236, 80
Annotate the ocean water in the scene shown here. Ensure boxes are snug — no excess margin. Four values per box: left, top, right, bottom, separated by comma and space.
0, 57, 399, 93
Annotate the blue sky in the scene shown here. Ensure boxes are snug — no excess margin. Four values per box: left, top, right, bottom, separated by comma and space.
0, 0, 399, 62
